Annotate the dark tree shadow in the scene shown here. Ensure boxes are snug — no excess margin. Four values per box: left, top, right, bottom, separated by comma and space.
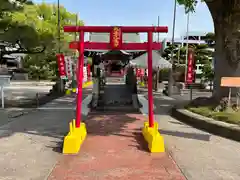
0, 86, 148, 154
85, 111, 141, 136
129, 131, 149, 152
159, 129, 210, 141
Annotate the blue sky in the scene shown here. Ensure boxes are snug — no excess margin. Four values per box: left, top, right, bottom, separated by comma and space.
34, 0, 214, 40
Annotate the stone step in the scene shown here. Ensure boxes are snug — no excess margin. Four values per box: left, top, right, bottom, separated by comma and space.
95, 105, 139, 113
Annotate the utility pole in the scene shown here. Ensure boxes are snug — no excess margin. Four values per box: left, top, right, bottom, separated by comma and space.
57, 0, 60, 54
57, 0, 64, 92
184, 12, 190, 82
155, 15, 160, 92
168, 0, 177, 96
157, 16, 160, 43
72, 13, 78, 89
74, 13, 78, 42
177, 45, 180, 64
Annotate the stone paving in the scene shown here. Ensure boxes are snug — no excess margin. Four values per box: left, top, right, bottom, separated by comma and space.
0, 90, 90, 180
1, 83, 240, 180
152, 94, 240, 180
48, 112, 185, 180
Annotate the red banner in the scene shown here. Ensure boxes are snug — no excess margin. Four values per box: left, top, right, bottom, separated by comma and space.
56, 54, 66, 78
110, 27, 122, 49
136, 68, 144, 77
186, 49, 195, 84
87, 64, 91, 80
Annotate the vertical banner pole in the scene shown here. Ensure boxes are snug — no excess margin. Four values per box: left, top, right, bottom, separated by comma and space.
1, 86, 4, 108
75, 30, 84, 128
147, 31, 154, 128
87, 63, 91, 80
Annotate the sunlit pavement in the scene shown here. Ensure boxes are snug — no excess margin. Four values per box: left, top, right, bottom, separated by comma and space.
48, 112, 185, 180
0, 88, 92, 180
3, 85, 52, 101
47, 79, 186, 180
151, 93, 240, 180
1, 82, 237, 180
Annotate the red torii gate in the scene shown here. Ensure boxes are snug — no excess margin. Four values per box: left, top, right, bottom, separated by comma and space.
63, 25, 168, 154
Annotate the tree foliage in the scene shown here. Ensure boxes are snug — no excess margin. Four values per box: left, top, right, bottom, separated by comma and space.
162, 42, 212, 65
0, 1, 83, 80
202, 32, 215, 47
176, 0, 198, 13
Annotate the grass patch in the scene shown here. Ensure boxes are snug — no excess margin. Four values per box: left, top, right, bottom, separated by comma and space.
186, 106, 240, 126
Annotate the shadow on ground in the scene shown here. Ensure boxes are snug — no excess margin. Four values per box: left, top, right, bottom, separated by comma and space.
0, 95, 148, 154
3, 92, 65, 108
159, 129, 210, 141
0, 90, 94, 152
83, 110, 149, 152
0, 86, 209, 156
140, 91, 211, 142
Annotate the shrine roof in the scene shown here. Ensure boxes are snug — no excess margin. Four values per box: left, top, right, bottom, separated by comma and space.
130, 50, 172, 69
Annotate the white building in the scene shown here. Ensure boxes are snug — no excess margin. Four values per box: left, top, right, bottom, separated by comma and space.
162, 31, 215, 76
162, 31, 210, 49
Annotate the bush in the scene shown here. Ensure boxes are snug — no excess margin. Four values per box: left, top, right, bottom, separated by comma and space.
159, 68, 169, 81
159, 65, 185, 82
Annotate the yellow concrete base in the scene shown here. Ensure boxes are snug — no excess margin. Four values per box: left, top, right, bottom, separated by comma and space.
65, 89, 71, 95
138, 82, 145, 87
65, 81, 93, 95
142, 121, 165, 153
62, 120, 87, 154
72, 88, 76, 93
82, 81, 93, 88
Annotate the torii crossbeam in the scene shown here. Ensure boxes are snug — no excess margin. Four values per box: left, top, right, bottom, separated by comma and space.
62, 25, 168, 154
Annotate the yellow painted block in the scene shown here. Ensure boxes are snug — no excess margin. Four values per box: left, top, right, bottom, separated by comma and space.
142, 121, 165, 153
140, 82, 145, 87
65, 89, 71, 95
72, 88, 76, 93
82, 81, 93, 88
62, 120, 87, 154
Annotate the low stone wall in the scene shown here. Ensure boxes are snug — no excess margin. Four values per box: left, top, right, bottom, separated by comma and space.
10, 80, 55, 86
12, 73, 28, 80
172, 107, 240, 142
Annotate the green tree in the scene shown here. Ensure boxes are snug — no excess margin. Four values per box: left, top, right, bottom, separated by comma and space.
1, 2, 83, 80
162, 44, 187, 64
163, 43, 212, 65
177, 0, 240, 99
190, 44, 212, 65
203, 32, 215, 48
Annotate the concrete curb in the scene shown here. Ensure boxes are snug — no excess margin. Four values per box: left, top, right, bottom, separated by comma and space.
10, 81, 55, 86
171, 107, 240, 142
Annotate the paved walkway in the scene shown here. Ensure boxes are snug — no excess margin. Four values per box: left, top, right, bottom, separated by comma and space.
151, 95, 240, 180
48, 112, 185, 180
2, 85, 240, 180
0, 90, 90, 180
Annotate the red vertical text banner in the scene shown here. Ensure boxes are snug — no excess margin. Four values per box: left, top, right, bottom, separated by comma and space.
56, 54, 66, 79
136, 68, 143, 77
110, 27, 122, 49
87, 64, 91, 79
65, 56, 73, 79
140, 69, 144, 77
186, 49, 195, 84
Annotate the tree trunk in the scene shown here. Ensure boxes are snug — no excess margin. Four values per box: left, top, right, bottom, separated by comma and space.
207, 0, 240, 100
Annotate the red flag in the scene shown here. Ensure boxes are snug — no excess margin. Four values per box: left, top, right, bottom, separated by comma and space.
56, 54, 66, 78
186, 49, 195, 84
